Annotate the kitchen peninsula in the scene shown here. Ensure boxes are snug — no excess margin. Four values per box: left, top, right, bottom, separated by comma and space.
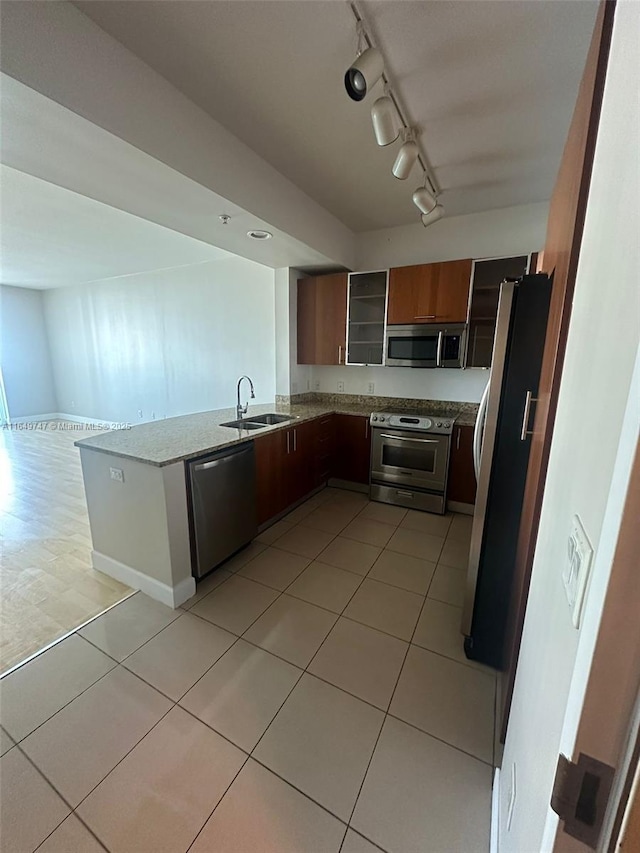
76, 395, 478, 607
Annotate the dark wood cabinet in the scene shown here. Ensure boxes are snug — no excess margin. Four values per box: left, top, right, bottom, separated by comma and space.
254, 429, 288, 525
332, 414, 371, 485
255, 417, 337, 525
388, 260, 472, 325
297, 274, 348, 365
387, 263, 437, 324
314, 415, 335, 488
434, 260, 474, 323
285, 419, 317, 506
466, 256, 530, 368
447, 424, 477, 505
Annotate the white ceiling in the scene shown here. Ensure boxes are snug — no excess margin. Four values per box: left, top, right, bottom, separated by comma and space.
75, 0, 598, 232
0, 165, 233, 289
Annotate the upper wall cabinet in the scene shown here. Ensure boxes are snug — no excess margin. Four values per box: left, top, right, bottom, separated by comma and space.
387, 260, 473, 325
466, 255, 530, 368
346, 271, 387, 366
297, 273, 348, 365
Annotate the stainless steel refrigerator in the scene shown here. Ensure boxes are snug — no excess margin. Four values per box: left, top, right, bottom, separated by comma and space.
462, 274, 552, 668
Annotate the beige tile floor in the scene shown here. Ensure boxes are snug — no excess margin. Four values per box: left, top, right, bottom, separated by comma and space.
0, 422, 131, 674
0, 487, 495, 852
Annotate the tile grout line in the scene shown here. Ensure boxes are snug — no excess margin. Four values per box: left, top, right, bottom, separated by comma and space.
9, 493, 477, 852
341, 565, 432, 842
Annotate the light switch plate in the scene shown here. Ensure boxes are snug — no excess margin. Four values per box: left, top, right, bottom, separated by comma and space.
563, 514, 594, 628
337, 381, 345, 392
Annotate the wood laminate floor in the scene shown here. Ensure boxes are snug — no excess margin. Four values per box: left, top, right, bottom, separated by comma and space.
0, 421, 131, 675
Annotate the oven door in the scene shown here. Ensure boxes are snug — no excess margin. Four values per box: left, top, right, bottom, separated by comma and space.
385, 326, 441, 368
371, 428, 449, 492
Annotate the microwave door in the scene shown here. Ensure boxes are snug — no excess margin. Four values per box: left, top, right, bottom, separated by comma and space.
386, 328, 439, 367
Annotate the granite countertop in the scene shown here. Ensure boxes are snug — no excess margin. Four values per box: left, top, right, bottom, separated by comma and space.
75, 394, 478, 467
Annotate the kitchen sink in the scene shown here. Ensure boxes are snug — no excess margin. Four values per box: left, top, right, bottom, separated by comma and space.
220, 419, 267, 430
246, 413, 294, 425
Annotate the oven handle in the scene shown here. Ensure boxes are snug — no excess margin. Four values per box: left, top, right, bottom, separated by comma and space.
379, 434, 440, 444
436, 331, 443, 367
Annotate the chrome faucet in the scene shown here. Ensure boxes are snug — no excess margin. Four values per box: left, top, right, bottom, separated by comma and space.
236, 375, 255, 420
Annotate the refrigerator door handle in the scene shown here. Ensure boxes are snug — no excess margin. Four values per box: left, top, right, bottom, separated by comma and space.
520, 391, 538, 441
473, 375, 491, 481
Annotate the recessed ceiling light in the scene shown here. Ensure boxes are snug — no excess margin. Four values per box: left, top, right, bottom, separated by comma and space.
247, 230, 272, 240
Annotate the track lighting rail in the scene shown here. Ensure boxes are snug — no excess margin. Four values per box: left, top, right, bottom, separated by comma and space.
348, 1, 440, 198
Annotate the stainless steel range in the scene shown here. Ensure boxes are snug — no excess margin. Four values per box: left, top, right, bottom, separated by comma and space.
369, 412, 455, 514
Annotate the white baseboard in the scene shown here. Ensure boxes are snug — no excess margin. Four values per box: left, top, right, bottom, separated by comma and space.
56, 412, 111, 426
8, 412, 60, 424
491, 767, 500, 853
92, 550, 195, 609
7, 412, 111, 427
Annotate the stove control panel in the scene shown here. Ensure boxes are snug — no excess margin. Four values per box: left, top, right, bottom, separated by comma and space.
369, 412, 455, 435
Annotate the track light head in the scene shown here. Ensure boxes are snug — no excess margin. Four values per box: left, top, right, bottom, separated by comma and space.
412, 185, 437, 215
421, 204, 445, 228
392, 136, 419, 180
345, 46, 384, 102
371, 96, 399, 146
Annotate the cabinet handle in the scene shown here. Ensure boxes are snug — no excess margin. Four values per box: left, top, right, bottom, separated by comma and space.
414, 315, 436, 319
293, 429, 297, 452
286, 431, 291, 454
338, 345, 343, 364
456, 428, 461, 450
365, 420, 369, 439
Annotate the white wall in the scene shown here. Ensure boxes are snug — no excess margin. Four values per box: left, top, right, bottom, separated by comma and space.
43, 257, 276, 423
275, 267, 312, 397
1, 1, 355, 270
312, 365, 490, 403
356, 202, 549, 270
0, 285, 57, 417
500, 5, 640, 851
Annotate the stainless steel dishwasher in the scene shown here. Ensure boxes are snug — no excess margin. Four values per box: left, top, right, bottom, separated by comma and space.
187, 442, 257, 579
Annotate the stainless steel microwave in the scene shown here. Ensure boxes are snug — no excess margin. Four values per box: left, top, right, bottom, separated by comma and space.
385, 324, 467, 368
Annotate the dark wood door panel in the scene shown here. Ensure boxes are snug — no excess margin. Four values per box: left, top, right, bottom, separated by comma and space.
500, 0, 615, 740
297, 274, 347, 365
435, 259, 473, 323
332, 414, 371, 484
448, 425, 477, 504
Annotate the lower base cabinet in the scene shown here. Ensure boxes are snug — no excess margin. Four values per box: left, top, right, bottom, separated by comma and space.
254, 418, 324, 525
332, 414, 371, 485
447, 424, 477, 505
255, 413, 371, 526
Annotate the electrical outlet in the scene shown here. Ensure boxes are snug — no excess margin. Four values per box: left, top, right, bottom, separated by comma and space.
109, 467, 124, 483
306, 379, 310, 391
337, 381, 345, 393
138, 410, 143, 419
367, 382, 375, 394
151, 412, 156, 420
314, 380, 321, 391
